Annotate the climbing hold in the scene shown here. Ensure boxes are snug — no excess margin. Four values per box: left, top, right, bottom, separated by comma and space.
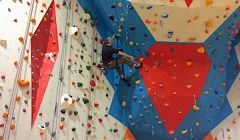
129, 25, 136, 31
98, 118, 103, 123
59, 124, 64, 129
121, 101, 126, 107
181, 129, 188, 134
237, 64, 240, 71
19, 37, 24, 43
17, 80, 29, 87
82, 97, 89, 104
90, 80, 96, 87
193, 104, 200, 111
2, 112, 8, 119
0, 39, 7, 47
129, 41, 133, 46
86, 65, 91, 70
10, 124, 15, 130
118, 2, 122, 7
42, 2, 47, 8
146, 4, 153, 9
77, 82, 83, 87
135, 80, 141, 85
161, 12, 168, 18
31, 18, 36, 24
197, 47, 205, 54
108, 15, 114, 21
205, 0, 213, 6
16, 95, 21, 101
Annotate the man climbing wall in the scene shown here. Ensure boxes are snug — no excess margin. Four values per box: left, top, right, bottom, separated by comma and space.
101, 37, 142, 82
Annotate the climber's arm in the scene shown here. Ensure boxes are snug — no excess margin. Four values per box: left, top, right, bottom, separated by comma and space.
118, 51, 134, 62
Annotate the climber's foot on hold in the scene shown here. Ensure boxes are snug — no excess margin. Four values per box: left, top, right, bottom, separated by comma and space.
134, 62, 143, 69
121, 75, 131, 86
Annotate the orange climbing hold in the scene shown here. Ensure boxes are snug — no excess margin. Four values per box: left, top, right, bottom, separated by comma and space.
16, 95, 21, 101
42, 2, 46, 8
19, 37, 24, 43
2, 112, 8, 119
197, 47, 205, 54
17, 79, 30, 87
23, 56, 29, 61
10, 124, 15, 130
31, 18, 36, 24
28, 32, 33, 37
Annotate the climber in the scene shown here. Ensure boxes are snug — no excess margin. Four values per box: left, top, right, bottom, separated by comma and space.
101, 36, 142, 82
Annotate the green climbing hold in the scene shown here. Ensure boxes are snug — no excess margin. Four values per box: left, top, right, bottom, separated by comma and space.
77, 82, 83, 87
109, 128, 113, 132
82, 97, 89, 104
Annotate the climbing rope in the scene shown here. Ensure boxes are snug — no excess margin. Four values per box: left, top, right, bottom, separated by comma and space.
2, 0, 35, 139
51, 1, 71, 140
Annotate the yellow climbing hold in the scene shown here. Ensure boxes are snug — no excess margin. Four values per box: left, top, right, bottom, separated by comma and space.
204, 90, 209, 94
129, 41, 133, 46
181, 129, 188, 135
193, 104, 200, 111
118, 2, 122, 7
205, 0, 213, 7
120, 17, 124, 22
135, 80, 141, 85
206, 20, 213, 27
122, 101, 126, 107
188, 37, 197, 42
197, 47, 205, 54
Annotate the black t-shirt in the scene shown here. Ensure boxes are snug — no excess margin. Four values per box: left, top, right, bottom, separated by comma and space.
102, 43, 120, 63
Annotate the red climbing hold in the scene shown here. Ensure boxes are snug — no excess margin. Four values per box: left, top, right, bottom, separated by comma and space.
185, 0, 193, 7
90, 80, 96, 87
99, 39, 103, 45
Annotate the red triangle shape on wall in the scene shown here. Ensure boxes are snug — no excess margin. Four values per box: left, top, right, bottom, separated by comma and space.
185, 0, 193, 7
31, 0, 59, 127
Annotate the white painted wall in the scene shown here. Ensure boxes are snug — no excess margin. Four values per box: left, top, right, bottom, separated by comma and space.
0, 0, 126, 140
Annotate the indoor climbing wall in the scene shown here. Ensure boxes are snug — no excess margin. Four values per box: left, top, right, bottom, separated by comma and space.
0, 0, 127, 140
78, 0, 240, 140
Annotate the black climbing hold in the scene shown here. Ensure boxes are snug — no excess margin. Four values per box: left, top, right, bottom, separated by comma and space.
108, 15, 114, 21
95, 37, 98, 41
106, 93, 109, 97
113, 129, 118, 133
81, 42, 85, 47
80, 55, 84, 59
83, 31, 87, 35
72, 127, 76, 132
68, 65, 71, 69
78, 70, 83, 74
79, 17, 83, 21
83, 97, 89, 104
61, 117, 65, 122
92, 62, 96, 66
87, 130, 91, 134
88, 115, 92, 120
76, 97, 80, 102
60, 109, 66, 114
91, 88, 94, 91
84, 19, 88, 23
129, 24, 136, 31
69, 95, 73, 98
5, 104, 8, 109
74, 111, 78, 116
94, 49, 97, 52
68, 111, 73, 115
104, 114, 108, 117
111, 4, 116, 8
62, 0, 66, 6
92, 75, 94, 78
